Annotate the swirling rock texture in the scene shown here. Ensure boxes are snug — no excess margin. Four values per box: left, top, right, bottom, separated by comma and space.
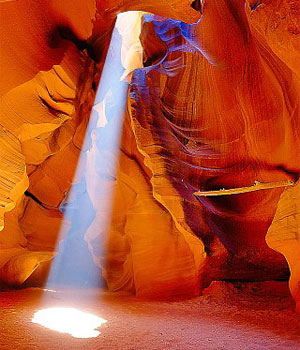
0, 0, 299, 312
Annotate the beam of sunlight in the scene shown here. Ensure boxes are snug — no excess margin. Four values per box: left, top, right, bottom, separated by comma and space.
32, 308, 107, 338
45, 12, 143, 289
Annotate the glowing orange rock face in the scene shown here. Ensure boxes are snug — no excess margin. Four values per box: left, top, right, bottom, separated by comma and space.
0, 0, 99, 285
128, 0, 300, 302
266, 182, 300, 313
0, 0, 299, 310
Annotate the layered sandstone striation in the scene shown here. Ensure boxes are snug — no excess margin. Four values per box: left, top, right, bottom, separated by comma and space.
0, 0, 299, 310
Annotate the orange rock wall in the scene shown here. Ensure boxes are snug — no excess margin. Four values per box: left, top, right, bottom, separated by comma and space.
0, 0, 299, 310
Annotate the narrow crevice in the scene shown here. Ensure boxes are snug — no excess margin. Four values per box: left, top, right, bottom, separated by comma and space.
24, 191, 56, 210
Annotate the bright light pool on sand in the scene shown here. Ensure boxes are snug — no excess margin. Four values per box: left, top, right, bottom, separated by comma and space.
32, 307, 107, 338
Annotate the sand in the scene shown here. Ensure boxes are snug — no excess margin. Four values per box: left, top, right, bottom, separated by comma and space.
0, 281, 299, 350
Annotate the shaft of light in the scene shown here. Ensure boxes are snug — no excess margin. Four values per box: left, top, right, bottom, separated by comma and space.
45, 12, 143, 289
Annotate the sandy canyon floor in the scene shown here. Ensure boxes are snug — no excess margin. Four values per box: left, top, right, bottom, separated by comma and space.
0, 281, 299, 350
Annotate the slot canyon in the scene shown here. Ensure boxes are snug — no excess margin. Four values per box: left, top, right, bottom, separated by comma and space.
0, 0, 299, 349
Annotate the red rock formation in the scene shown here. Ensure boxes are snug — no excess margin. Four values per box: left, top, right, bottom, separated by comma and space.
0, 0, 299, 311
